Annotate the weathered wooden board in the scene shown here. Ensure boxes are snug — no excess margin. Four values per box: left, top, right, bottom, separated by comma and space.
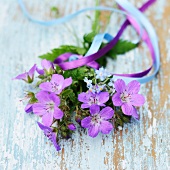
0, 0, 169, 169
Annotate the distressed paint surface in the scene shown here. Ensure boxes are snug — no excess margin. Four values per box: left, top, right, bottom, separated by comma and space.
0, 0, 170, 169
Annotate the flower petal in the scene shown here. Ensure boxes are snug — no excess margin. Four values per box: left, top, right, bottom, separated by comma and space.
37, 122, 51, 131
53, 107, 64, 119
126, 80, 140, 94
81, 116, 92, 128
100, 107, 114, 120
112, 93, 123, 106
36, 91, 51, 103
90, 105, 100, 115
88, 125, 99, 138
114, 79, 126, 93
99, 120, 113, 134
131, 107, 139, 120
39, 82, 52, 93
98, 92, 109, 104
14, 73, 28, 81
78, 92, 90, 103
49, 93, 60, 106
32, 103, 46, 115
121, 103, 133, 116
36, 67, 44, 75
62, 77, 72, 89
42, 113, 53, 127
52, 133, 61, 151
130, 94, 145, 106
51, 74, 64, 85
28, 64, 36, 78
81, 104, 90, 108
41, 59, 53, 71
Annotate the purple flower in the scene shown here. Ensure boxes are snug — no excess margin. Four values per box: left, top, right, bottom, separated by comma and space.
78, 92, 109, 109
37, 122, 61, 151
14, 64, 36, 83
33, 91, 63, 126
112, 79, 145, 119
39, 74, 72, 95
36, 59, 54, 75
67, 123, 76, 131
81, 105, 114, 138
25, 103, 33, 113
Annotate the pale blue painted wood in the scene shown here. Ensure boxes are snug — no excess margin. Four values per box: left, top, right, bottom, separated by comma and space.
0, 0, 169, 170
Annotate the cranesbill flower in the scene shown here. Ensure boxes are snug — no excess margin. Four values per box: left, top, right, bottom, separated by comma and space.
39, 74, 72, 95
67, 123, 76, 131
14, 64, 36, 83
33, 91, 63, 126
78, 91, 109, 108
81, 105, 114, 138
36, 59, 54, 75
37, 122, 61, 151
112, 79, 145, 119
95, 67, 111, 81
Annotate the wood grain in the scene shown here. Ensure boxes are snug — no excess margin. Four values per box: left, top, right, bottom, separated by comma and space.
0, 0, 169, 169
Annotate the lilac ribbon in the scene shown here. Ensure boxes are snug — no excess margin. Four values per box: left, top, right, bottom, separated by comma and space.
54, 53, 100, 69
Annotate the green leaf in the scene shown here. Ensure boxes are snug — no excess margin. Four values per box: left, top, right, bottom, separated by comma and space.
83, 31, 97, 44
61, 89, 77, 103
63, 66, 88, 80
106, 39, 139, 57
96, 40, 139, 66
29, 96, 38, 104
39, 45, 86, 62
61, 89, 73, 99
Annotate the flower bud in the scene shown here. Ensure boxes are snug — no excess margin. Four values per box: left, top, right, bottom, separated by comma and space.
24, 103, 33, 114
67, 123, 76, 131
61, 132, 68, 138
61, 126, 67, 131
75, 115, 81, 123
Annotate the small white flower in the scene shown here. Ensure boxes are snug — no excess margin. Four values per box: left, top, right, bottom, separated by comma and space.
88, 85, 96, 94
95, 67, 111, 81
96, 84, 106, 93
84, 77, 92, 88
88, 84, 106, 94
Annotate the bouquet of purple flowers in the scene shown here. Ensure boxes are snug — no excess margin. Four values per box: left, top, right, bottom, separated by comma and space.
14, 52, 145, 151
14, 0, 161, 152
